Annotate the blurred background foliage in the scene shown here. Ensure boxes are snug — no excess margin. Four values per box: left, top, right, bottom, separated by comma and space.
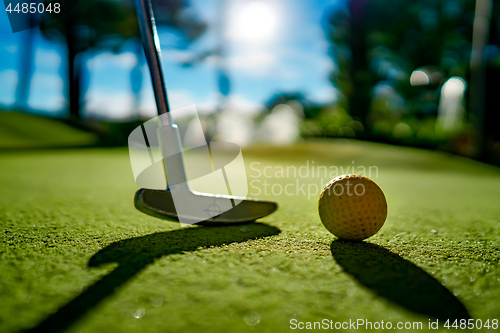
316, 0, 499, 164
38, 0, 206, 119
1, 0, 500, 165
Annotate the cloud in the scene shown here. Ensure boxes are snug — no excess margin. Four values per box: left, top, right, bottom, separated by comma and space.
307, 86, 338, 105
0, 70, 65, 111
227, 51, 275, 71
225, 94, 264, 114
28, 93, 66, 112
4, 45, 17, 53
169, 90, 196, 110
279, 47, 335, 73
87, 52, 137, 71
0, 69, 18, 105
30, 73, 64, 91
84, 89, 135, 119
0, 69, 18, 85
139, 88, 197, 118
222, 48, 301, 80
28, 73, 65, 111
195, 92, 264, 114
139, 89, 263, 117
162, 49, 197, 64
220, 44, 333, 81
35, 48, 62, 68
194, 92, 218, 113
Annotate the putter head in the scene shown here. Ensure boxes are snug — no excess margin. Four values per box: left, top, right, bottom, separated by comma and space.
134, 188, 278, 226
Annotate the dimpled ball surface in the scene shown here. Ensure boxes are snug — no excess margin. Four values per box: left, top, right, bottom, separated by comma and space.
318, 174, 387, 241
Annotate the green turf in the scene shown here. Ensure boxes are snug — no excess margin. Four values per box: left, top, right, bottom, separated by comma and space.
1, 140, 500, 332
0, 111, 98, 149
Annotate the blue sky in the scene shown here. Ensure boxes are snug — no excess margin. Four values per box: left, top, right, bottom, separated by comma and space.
0, 0, 342, 119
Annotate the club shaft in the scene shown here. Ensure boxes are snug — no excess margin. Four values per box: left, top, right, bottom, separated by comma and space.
135, 0, 173, 125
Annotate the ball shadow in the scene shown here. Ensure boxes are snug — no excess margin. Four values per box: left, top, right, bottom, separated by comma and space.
25, 222, 281, 333
330, 240, 470, 321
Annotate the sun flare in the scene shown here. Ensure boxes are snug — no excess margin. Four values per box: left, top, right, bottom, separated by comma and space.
227, 1, 279, 43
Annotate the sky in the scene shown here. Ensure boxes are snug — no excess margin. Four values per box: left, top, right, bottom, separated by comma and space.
0, 0, 342, 120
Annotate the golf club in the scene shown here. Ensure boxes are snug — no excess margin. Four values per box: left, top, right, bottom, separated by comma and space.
133, 0, 278, 226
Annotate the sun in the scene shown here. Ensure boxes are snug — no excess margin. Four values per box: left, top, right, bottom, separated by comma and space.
227, 1, 279, 43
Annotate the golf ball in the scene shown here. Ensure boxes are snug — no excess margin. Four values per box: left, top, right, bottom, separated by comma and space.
318, 174, 387, 241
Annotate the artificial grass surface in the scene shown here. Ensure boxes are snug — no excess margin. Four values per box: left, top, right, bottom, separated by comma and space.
0, 111, 98, 149
1, 140, 500, 332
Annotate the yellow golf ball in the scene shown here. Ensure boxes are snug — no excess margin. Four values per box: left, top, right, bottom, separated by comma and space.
318, 174, 387, 241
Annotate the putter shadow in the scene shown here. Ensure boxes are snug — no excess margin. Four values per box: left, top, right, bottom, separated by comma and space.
330, 240, 470, 321
25, 222, 281, 333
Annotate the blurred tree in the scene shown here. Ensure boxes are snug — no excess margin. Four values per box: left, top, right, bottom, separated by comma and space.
469, 0, 492, 159
39, 0, 206, 120
265, 92, 307, 109
178, 0, 229, 113
129, 0, 206, 117
264, 92, 314, 117
130, 38, 145, 117
39, 0, 135, 119
15, 15, 37, 111
324, 0, 476, 139
323, 0, 374, 133
481, 0, 500, 163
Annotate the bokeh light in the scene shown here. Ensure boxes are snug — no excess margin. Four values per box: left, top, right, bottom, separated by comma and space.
410, 70, 430, 86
